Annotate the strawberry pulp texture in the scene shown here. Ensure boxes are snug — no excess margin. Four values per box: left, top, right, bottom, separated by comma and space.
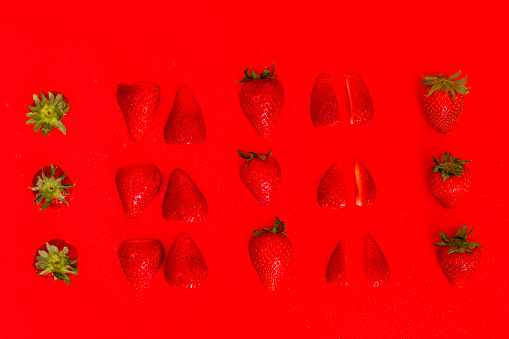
367, 235, 390, 287
25, 91, 69, 138
354, 159, 376, 206
345, 71, 374, 125
30, 164, 75, 210
118, 239, 164, 290
33, 239, 79, 285
317, 162, 347, 208
310, 73, 339, 127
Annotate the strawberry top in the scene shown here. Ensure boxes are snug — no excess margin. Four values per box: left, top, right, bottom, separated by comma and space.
29, 165, 75, 210
26, 91, 69, 138
422, 71, 470, 99
434, 224, 482, 255
33, 240, 79, 285
431, 152, 470, 181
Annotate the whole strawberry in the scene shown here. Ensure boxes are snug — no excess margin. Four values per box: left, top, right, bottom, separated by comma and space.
164, 233, 208, 288
310, 73, 339, 127
26, 91, 70, 138
116, 83, 160, 141
237, 62, 284, 138
33, 239, 78, 285
421, 71, 470, 133
118, 239, 164, 290
115, 165, 162, 218
354, 158, 376, 206
164, 84, 206, 145
249, 217, 292, 291
367, 235, 390, 287
318, 162, 346, 208
326, 239, 349, 285
427, 152, 472, 209
435, 225, 482, 288
238, 149, 281, 206
162, 169, 208, 222
345, 71, 374, 125
29, 164, 75, 210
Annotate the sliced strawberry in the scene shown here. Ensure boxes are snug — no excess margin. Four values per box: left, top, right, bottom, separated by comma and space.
367, 235, 390, 287
310, 73, 339, 127
345, 71, 374, 125
317, 162, 346, 208
326, 239, 349, 285
354, 158, 376, 206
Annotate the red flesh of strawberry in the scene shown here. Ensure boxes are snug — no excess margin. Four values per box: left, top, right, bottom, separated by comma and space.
345, 71, 374, 125
354, 159, 376, 206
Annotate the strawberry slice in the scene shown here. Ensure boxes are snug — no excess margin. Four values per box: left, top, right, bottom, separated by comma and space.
354, 158, 376, 206
326, 239, 349, 285
367, 235, 390, 287
310, 73, 339, 127
317, 162, 346, 208
345, 71, 374, 125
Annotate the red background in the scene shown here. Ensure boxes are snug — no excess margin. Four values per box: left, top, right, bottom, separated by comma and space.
1, 1, 508, 338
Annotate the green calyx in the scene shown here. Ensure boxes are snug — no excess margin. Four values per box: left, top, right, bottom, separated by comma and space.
237, 61, 278, 83
26, 91, 69, 138
35, 242, 78, 285
434, 224, 482, 255
431, 152, 470, 181
422, 71, 470, 99
253, 217, 286, 236
238, 149, 272, 163
29, 165, 75, 210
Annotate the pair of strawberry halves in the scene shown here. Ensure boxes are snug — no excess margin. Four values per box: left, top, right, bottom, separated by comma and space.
317, 159, 376, 208
118, 233, 208, 290
326, 235, 390, 287
115, 165, 207, 222
311, 71, 374, 127
116, 83, 206, 143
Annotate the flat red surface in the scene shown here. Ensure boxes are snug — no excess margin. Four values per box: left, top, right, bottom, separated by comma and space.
1, 1, 508, 338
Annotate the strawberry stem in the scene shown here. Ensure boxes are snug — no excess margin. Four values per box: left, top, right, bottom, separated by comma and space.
422, 71, 470, 99
29, 165, 75, 210
237, 61, 278, 82
238, 149, 272, 163
253, 217, 286, 236
434, 224, 482, 255
26, 91, 69, 138
35, 242, 78, 285
431, 152, 470, 181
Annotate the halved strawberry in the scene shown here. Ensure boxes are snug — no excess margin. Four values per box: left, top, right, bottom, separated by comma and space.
354, 158, 376, 206
326, 239, 349, 285
345, 71, 374, 125
367, 235, 390, 287
310, 73, 339, 127
317, 162, 346, 208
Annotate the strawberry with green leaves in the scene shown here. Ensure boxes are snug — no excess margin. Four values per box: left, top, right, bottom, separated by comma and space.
367, 235, 390, 287
249, 217, 292, 291
421, 71, 470, 133
435, 225, 482, 288
311, 73, 339, 127
237, 62, 284, 138
26, 91, 69, 138
29, 165, 75, 210
318, 162, 346, 208
33, 239, 78, 285
118, 239, 164, 290
427, 152, 472, 209
345, 71, 374, 125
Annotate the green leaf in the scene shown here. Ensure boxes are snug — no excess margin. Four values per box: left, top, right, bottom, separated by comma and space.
55, 121, 67, 135
33, 94, 41, 106
261, 67, 271, 78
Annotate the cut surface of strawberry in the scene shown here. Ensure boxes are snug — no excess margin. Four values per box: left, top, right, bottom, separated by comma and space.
345, 71, 374, 125
354, 159, 376, 206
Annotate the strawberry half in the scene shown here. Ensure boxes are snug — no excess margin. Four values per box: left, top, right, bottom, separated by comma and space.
33, 239, 78, 285
421, 71, 469, 133
345, 71, 374, 125
354, 158, 376, 206
326, 239, 349, 285
249, 217, 292, 291
26, 91, 70, 138
162, 169, 208, 222
427, 152, 472, 209
116, 83, 160, 141
237, 62, 284, 138
29, 164, 75, 210
310, 73, 339, 127
115, 165, 162, 219
164, 84, 206, 145
238, 149, 281, 206
164, 233, 208, 288
435, 225, 482, 288
317, 162, 346, 208
367, 235, 390, 287
118, 239, 164, 290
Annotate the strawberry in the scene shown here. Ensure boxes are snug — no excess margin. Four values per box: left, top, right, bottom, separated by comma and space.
310, 73, 339, 127
237, 62, 284, 138
115, 165, 162, 219
354, 158, 376, 206
317, 162, 346, 208
238, 149, 281, 206
29, 164, 75, 210
345, 71, 374, 125
164, 84, 206, 145
164, 232, 208, 288
26, 91, 70, 138
116, 83, 160, 141
367, 235, 390, 287
421, 71, 470, 133
33, 239, 78, 285
427, 152, 472, 209
162, 169, 208, 222
118, 239, 164, 290
435, 224, 482, 288
326, 239, 349, 285
249, 217, 292, 291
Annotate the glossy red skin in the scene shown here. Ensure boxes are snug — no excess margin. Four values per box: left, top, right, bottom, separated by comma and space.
421, 87, 465, 133
118, 239, 164, 289
249, 231, 292, 291
239, 155, 281, 206
310, 73, 339, 127
33, 239, 78, 279
164, 84, 206, 144
367, 235, 390, 287
427, 165, 472, 209
116, 83, 160, 141
32, 165, 74, 209
164, 233, 208, 288
326, 239, 349, 285
162, 169, 208, 222
317, 162, 346, 208
345, 71, 374, 124
354, 159, 376, 206
239, 78, 284, 138
115, 165, 162, 219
